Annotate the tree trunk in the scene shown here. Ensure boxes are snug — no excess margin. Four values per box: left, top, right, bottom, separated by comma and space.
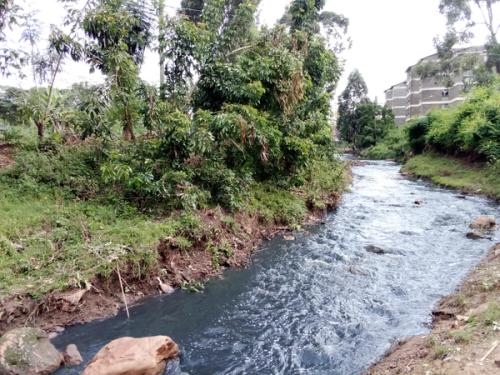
122, 125, 135, 142
122, 108, 135, 141
157, 0, 166, 99
35, 121, 44, 142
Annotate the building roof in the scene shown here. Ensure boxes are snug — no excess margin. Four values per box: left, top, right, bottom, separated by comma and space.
405, 45, 486, 73
384, 81, 407, 93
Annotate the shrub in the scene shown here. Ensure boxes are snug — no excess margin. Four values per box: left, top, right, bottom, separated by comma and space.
364, 126, 409, 160
407, 117, 430, 154
7, 143, 102, 197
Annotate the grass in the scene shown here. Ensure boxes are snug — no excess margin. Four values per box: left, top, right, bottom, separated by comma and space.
402, 153, 500, 199
452, 331, 472, 344
0, 180, 180, 299
481, 302, 500, 326
0, 155, 348, 300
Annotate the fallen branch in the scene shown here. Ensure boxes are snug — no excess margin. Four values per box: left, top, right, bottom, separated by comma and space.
479, 340, 498, 364
116, 266, 130, 319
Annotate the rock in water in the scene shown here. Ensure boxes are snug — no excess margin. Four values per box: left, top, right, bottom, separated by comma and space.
82, 336, 180, 375
466, 230, 485, 240
0, 327, 63, 375
470, 216, 496, 230
63, 344, 83, 366
365, 245, 386, 255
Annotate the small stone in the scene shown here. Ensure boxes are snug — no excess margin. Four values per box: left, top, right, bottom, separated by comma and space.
470, 215, 496, 230
64, 344, 83, 366
349, 266, 368, 275
157, 277, 175, 294
57, 289, 87, 305
365, 245, 386, 255
283, 235, 295, 241
466, 231, 484, 240
414, 200, 424, 205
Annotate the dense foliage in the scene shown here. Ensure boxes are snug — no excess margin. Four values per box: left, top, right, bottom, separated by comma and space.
0, 0, 348, 213
0, 0, 352, 299
337, 70, 395, 151
411, 82, 500, 161
416, 0, 499, 86
364, 80, 500, 162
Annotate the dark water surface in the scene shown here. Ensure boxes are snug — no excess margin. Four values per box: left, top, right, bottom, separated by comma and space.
54, 161, 499, 374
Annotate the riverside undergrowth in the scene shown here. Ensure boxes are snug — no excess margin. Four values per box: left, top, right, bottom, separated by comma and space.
0, 140, 348, 303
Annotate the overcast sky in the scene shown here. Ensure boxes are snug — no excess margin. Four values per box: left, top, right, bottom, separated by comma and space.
2, 0, 494, 103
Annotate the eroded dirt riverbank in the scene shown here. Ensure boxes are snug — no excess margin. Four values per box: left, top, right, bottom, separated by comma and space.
0, 191, 343, 337
367, 243, 500, 375
51, 160, 499, 374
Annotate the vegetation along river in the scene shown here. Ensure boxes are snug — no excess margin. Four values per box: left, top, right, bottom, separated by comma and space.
54, 160, 500, 374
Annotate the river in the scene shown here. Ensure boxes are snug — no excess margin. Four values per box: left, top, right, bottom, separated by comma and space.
54, 160, 499, 374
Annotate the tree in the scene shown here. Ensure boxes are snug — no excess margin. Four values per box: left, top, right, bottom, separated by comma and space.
439, 0, 500, 72
350, 102, 394, 150
337, 70, 368, 143
281, 0, 350, 53
0, 0, 16, 38
0, 0, 26, 77
153, 0, 167, 97
180, 0, 205, 23
415, 30, 490, 88
84, 0, 152, 140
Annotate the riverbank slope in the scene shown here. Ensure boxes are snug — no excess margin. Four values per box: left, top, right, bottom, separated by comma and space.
0, 142, 350, 335
367, 243, 500, 374
402, 154, 500, 201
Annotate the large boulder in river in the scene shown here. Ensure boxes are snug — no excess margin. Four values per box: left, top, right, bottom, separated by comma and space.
470, 216, 496, 230
0, 327, 63, 375
82, 336, 180, 375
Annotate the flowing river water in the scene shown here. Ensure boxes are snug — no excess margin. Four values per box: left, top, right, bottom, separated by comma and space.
54, 160, 499, 375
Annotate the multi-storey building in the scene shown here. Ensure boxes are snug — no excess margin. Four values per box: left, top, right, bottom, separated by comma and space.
385, 46, 486, 125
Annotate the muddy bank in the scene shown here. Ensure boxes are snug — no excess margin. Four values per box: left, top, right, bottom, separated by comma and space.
0, 191, 343, 337
367, 243, 500, 375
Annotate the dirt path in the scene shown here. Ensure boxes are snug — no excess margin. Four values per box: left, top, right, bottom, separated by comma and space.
367, 243, 500, 375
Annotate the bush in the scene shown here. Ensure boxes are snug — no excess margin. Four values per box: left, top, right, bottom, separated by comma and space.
407, 82, 500, 162
407, 117, 430, 154
363, 126, 409, 160
6, 142, 103, 197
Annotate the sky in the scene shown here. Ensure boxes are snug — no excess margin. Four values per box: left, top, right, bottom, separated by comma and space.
2, 0, 494, 104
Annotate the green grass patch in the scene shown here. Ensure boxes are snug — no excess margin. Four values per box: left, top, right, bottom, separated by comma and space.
481, 302, 500, 326
0, 155, 348, 300
0, 179, 179, 299
402, 153, 500, 199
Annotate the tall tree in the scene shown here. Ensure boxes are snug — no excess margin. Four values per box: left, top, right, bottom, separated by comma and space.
180, 0, 205, 22
337, 69, 368, 143
154, 0, 167, 97
84, 0, 152, 141
0, 0, 25, 76
0, 0, 14, 37
439, 0, 500, 72
281, 0, 350, 53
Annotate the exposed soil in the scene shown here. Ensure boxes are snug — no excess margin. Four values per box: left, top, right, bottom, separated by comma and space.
0, 193, 342, 337
0, 143, 14, 169
366, 243, 500, 375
